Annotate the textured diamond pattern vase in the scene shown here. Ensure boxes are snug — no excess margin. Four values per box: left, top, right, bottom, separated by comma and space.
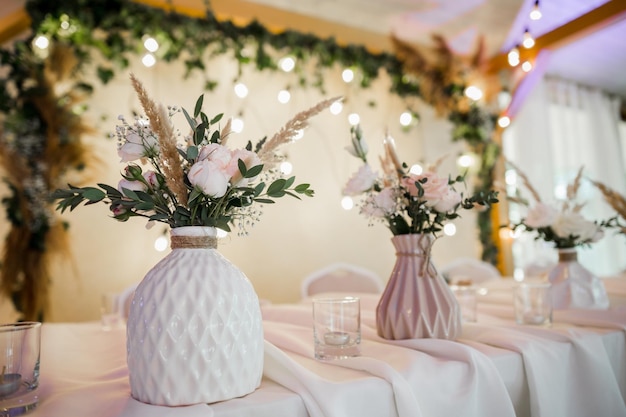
376, 234, 462, 340
548, 248, 609, 310
126, 226, 263, 406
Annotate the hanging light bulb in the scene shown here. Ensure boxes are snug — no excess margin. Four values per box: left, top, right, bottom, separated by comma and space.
507, 45, 520, 67
521, 60, 533, 72
522, 28, 535, 49
530, 0, 542, 20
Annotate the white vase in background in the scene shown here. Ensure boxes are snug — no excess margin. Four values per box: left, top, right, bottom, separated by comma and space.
126, 226, 263, 406
548, 248, 609, 310
376, 234, 462, 340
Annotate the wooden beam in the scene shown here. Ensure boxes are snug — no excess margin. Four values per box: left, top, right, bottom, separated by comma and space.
488, 0, 626, 73
0, 8, 30, 45
132, 0, 393, 53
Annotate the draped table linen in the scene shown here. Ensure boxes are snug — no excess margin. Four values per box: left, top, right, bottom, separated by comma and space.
23, 276, 626, 417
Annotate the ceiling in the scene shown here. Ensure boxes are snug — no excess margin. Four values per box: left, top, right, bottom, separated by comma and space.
1, 0, 626, 97
242, 0, 626, 98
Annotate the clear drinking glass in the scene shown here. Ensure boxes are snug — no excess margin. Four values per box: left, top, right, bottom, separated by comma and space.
449, 284, 477, 322
513, 282, 553, 326
101, 292, 123, 331
0, 322, 41, 416
313, 297, 361, 360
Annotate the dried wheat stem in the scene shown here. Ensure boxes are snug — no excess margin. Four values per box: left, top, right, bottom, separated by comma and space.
130, 73, 188, 206
506, 158, 542, 203
593, 180, 626, 218
156, 104, 188, 206
258, 96, 341, 166
219, 118, 232, 146
567, 166, 584, 201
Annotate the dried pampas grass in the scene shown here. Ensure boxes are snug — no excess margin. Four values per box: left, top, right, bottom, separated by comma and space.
130, 73, 188, 206
391, 34, 492, 116
0, 44, 92, 320
505, 159, 542, 203
258, 96, 341, 168
592, 180, 626, 233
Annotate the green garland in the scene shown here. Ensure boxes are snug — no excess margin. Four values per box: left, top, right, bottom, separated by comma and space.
0, 0, 500, 317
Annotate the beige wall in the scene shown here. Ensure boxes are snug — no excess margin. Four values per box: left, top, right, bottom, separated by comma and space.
2, 53, 482, 322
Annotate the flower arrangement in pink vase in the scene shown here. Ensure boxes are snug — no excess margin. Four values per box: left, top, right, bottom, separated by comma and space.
343, 125, 498, 236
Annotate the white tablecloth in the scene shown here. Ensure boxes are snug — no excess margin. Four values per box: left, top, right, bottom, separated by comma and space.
27, 276, 626, 417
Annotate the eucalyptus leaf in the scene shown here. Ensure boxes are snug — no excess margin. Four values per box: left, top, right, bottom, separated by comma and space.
193, 94, 204, 118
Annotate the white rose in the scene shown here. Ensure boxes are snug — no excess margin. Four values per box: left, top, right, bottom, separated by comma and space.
118, 131, 158, 162
552, 212, 603, 243
117, 178, 147, 197
432, 188, 462, 212
524, 203, 558, 228
188, 159, 230, 198
343, 164, 377, 196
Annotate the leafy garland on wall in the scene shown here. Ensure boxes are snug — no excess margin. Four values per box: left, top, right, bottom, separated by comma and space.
0, 0, 500, 320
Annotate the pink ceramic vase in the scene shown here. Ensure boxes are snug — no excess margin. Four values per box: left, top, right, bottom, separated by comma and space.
376, 234, 462, 340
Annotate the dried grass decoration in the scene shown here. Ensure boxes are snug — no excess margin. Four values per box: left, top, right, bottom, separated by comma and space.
0, 44, 94, 320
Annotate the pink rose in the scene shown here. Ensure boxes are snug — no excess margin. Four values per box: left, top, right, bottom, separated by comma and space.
227, 149, 262, 187
143, 170, 159, 188
402, 171, 461, 212
110, 204, 127, 217
198, 143, 232, 169
343, 164, 377, 196
188, 159, 230, 198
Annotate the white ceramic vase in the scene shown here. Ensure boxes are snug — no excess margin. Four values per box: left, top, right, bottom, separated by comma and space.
376, 234, 462, 340
126, 226, 264, 406
548, 247, 609, 310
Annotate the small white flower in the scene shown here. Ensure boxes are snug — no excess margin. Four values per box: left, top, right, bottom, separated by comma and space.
361, 187, 397, 218
524, 203, 558, 228
344, 164, 377, 196
118, 130, 159, 162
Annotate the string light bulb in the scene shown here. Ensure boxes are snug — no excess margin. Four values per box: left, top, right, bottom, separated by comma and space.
522, 28, 535, 49
142, 53, 156, 67
507, 45, 520, 67
530, 0, 542, 20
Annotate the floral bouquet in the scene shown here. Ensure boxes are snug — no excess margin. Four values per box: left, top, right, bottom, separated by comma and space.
52, 74, 338, 233
343, 125, 498, 236
506, 162, 617, 248
345, 125, 498, 341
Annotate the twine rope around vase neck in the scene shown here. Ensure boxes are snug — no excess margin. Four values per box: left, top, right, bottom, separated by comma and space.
558, 250, 578, 262
395, 238, 436, 278
170, 235, 217, 249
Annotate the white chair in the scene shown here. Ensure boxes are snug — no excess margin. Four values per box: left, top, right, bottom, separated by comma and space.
439, 257, 501, 285
300, 262, 384, 299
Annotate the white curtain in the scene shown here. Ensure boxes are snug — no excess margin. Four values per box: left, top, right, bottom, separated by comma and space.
503, 77, 626, 276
